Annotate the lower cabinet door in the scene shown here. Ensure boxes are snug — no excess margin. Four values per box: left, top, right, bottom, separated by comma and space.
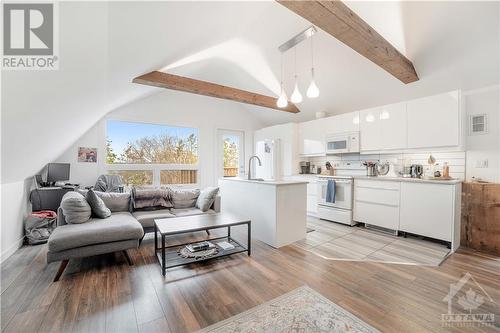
354, 201, 399, 230
307, 195, 318, 215
399, 183, 454, 241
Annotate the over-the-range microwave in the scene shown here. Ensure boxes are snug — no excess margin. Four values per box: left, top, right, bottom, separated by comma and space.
325, 132, 360, 154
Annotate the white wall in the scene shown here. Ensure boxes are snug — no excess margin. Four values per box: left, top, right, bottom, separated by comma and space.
55, 91, 264, 188
0, 180, 32, 263
464, 86, 500, 183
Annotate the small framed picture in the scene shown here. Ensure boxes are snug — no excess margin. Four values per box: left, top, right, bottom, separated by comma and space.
78, 147, 97, 163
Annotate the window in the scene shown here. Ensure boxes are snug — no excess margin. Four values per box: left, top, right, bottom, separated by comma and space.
106, 120, 199, 186
108, 170, 153, 186
217, 130, 244, 178
106, 120, 198, 164
160, 170, 197, 185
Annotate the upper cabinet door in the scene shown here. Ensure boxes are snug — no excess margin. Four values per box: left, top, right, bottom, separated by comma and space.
359, 107, 381, 151
407, 91, 460, 149
298, 119, 325, 155
323, 111, 360, 135
380, 102, 407, 150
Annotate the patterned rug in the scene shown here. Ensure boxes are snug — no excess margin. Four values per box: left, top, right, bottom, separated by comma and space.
197, 286, 380, 333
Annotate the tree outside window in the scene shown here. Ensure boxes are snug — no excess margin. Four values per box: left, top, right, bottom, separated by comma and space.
105, 120, 198, 185
223, 135, 239, 177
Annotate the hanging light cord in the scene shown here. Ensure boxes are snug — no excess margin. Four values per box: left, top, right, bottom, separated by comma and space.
280, 53, 284, 87
310, 33, 314, 69
294, 46, 298, 80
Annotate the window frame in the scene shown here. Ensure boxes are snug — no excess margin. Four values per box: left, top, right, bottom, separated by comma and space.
104, 118, 200, 187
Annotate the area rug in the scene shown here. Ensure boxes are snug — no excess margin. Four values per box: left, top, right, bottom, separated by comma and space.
197, 286, 380, 333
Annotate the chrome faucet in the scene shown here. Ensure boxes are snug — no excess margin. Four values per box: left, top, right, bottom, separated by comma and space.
248, 155, 262, 180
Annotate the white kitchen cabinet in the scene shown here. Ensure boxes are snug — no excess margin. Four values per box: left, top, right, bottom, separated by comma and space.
407, 90, 461, 149
380, 102, 407, 150
360, 103, 407, 152
399, 182, 459, 243
353, 180, 400, 230
359, 107, 382, 151
298, 119, 325, 156
323, 111, 360, 135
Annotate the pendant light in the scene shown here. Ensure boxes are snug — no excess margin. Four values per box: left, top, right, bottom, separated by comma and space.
277, 53, 288, 108
307, 33, 320, 98
290, 47, 303, 104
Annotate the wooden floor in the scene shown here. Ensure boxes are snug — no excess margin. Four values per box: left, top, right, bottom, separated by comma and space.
1, 227, 499, 333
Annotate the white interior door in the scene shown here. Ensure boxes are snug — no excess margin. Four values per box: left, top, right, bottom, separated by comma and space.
217, 129, 245, 179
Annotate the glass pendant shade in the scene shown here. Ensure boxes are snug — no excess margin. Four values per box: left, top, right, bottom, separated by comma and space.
307, 68, 320, 98
291, 77, 303, 104
277, 86, 288, 108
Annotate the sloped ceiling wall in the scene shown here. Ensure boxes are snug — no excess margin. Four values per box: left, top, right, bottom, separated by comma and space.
2, 2, 110, 183
2, 1, 499, 184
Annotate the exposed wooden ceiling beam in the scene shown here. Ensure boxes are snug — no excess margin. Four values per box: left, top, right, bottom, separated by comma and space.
133, 71, 300, 113
277, 0, 419, 84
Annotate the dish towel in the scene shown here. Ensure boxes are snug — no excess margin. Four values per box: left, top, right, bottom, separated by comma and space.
326, 179, 336, 203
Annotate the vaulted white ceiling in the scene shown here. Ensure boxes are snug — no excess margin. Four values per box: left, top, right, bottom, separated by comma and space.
2, 1, 499, 183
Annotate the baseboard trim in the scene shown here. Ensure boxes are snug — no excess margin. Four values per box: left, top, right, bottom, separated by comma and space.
1, 237, 25, 264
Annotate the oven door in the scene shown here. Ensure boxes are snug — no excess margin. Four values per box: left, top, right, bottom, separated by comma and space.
326, 137, 349, 154
317, 179, 353, 210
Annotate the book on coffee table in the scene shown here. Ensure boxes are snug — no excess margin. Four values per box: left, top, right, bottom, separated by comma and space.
186, 241, 215, 253
217, 241, 235, 251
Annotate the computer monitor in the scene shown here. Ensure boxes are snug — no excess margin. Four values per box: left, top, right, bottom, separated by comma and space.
46, 163, 70, 183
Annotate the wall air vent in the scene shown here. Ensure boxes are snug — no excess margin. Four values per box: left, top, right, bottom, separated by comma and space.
469, 114, 488, 135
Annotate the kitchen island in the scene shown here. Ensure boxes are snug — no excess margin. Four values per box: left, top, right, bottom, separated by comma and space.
219, 178, 308, 248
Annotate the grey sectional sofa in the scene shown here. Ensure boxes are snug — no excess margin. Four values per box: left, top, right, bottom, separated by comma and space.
47, 190, 220, 282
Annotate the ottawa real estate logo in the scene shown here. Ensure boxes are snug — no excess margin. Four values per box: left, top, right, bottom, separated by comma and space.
2, 2, 58, 70
442, 272, 496, 328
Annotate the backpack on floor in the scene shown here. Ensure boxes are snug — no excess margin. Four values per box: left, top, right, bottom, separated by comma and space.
24, 211, 57, 245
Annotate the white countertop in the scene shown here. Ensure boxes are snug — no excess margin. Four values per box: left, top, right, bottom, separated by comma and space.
220, 177, 308, 186
353, 175, 462, 185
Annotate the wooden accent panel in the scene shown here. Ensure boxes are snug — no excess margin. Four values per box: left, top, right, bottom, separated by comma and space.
277, 1, 419, 84
133, 71, 300, 113
461, 182, 500, 255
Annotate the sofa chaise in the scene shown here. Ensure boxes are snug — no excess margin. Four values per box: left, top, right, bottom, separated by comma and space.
48, 188, 220, 281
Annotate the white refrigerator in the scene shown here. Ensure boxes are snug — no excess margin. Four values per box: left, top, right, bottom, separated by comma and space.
255, 139, 281, 180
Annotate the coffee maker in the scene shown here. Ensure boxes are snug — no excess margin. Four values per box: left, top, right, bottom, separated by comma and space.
299, 161, 311, 174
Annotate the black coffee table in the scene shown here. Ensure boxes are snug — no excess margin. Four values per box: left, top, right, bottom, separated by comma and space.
154, 214, 251, 276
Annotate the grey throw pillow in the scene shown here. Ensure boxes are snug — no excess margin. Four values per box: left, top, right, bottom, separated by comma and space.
60, 192, 92, 224
86, 189, 111, 218
95, 191, 131, 212
196, 187, 219, 212
171, 189, 200, 209
78, 189, 131, 212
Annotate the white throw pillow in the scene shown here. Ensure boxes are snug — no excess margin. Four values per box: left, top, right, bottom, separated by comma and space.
196, 187, 219, 212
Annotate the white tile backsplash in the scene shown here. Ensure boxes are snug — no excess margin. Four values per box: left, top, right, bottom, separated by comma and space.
305, 151, 466, 180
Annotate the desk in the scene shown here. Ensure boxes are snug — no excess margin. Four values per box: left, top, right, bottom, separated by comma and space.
30, 187, 77, 212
